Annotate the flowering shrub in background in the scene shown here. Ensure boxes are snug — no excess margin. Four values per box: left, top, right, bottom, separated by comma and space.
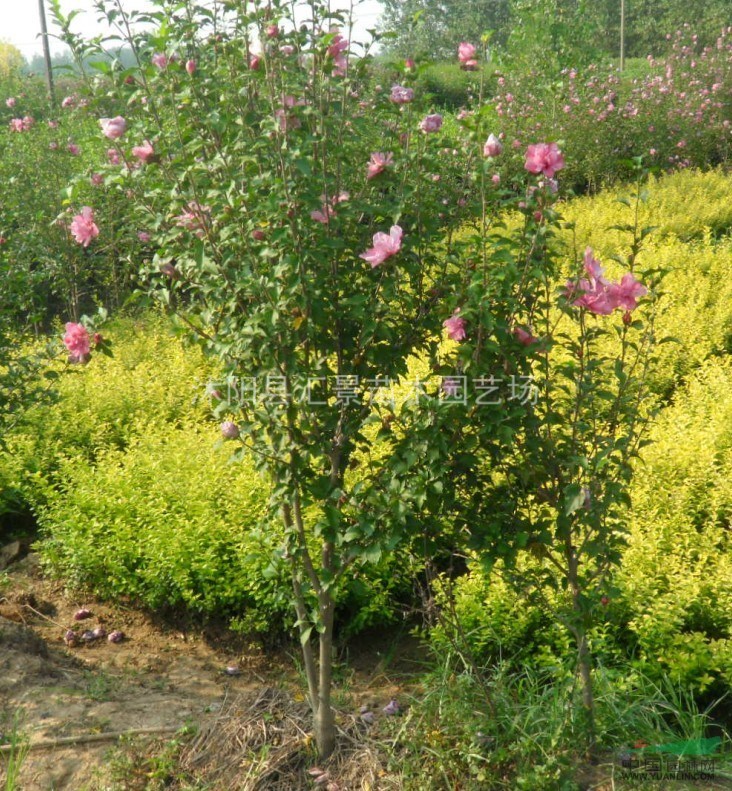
489, 25, 732, 189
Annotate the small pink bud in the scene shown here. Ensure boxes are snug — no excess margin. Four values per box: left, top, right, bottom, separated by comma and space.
221, 421, 240, 439
483, 133, 503, 158
251, 229, 265, 241
601, 595, 610, 606
160, 263, 180, 280
186, 59, 196, 75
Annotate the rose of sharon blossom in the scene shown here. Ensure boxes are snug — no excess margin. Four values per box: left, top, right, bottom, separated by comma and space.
152, 52, 169, 69
513, 327, 537, 346
367, 151, 393, 180
611, 273, 647, 312
311, 192, 349, 224
107, 148, 121, 165
443, 310, 466, 341
6, 97, 16, 108
67, 143, 80, 156
483, 133, 502, 157
63, 322, 91, 362
276, 95, 304, 132
61, 96, 76, 109
132, 140, 155, 163
9, 118, 23, 132
70, 207, 99, 247
566, 248, 647, 316
99, 115, 126, 140
458, 42, 478, 70
328, 29, 349, 76
137, 231, 151, 242
359, 225, 403, 268
420, 114, 443, 133
175, 201, 210, 237
389, 85, 414, 104
524, 142, 565, 178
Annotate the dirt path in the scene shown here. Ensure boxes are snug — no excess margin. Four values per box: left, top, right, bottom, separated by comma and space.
0, 552, 286, 790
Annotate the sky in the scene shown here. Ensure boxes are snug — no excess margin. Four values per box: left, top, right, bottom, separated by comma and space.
0, 0, 385, 59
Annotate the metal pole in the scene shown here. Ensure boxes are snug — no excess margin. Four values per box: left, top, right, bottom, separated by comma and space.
38, 0, 56, 108
620, 0, 625, 72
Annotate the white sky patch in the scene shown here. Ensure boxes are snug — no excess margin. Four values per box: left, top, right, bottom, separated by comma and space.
0, 0, 384, 59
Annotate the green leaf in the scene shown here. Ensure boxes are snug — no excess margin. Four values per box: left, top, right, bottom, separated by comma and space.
564, 484, 585, 516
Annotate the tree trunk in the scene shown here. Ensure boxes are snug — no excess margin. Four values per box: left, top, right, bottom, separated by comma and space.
314, 583, 336, 758
566, 539, 596, 758
575, 622, 596, 757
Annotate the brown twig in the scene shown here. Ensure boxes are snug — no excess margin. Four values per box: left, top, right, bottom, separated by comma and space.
0, 726, 180, 753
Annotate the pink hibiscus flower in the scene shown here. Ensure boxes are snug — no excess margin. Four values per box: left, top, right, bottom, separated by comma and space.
63, 322, 91, 362
310, 192, 349, 224
420, 114, 443, 133
359, 225, 403, 268
513, 327, 537, 346
99, 115, 127, 140
69, 207, 99, 247
458, 42, 478, 69
483, 133, 502, 157
524, 142, 566, 178
175, 201, 210, 237
443, 310, 467, 341
390, 85, 414, 104
367, 151, 393, 180
328, 29, 349, 76
132, 140, 155, 163
610, 272, 648, 312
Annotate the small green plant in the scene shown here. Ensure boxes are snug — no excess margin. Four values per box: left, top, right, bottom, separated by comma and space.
84, 727, 199, 791
0, 711, 30, 791
82, 670, 121, 702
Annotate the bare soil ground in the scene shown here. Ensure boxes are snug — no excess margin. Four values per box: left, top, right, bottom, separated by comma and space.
0, 552, 414, 791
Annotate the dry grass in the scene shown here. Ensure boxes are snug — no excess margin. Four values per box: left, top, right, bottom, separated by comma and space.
179, 687, 400, 790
